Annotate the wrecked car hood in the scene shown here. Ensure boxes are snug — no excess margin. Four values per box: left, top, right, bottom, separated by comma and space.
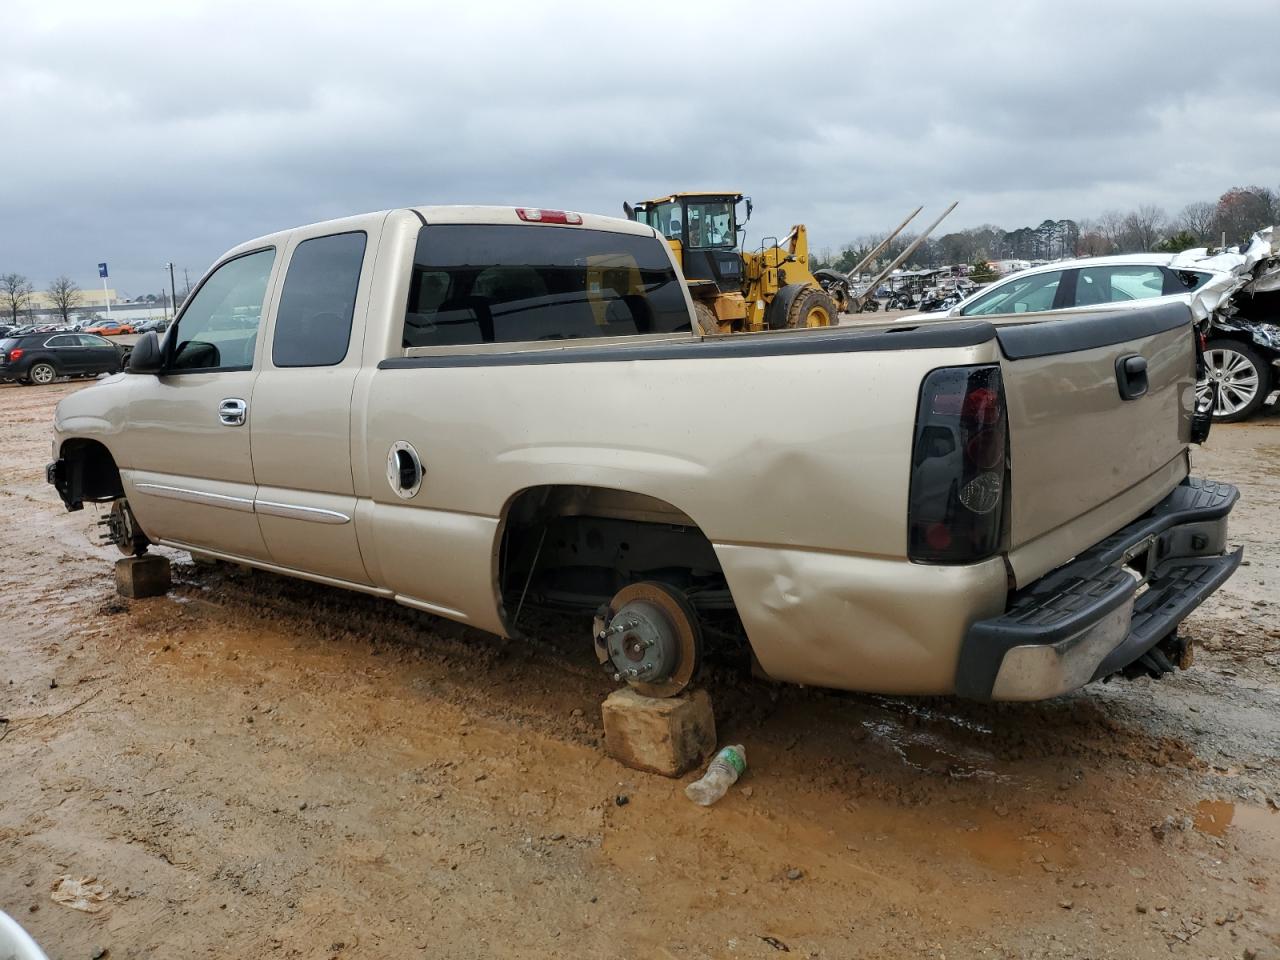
1171, 226, 1280, 321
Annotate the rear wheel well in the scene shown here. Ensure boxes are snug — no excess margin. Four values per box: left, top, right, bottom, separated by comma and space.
497, 485, 734, 626
58, 438, 124, 509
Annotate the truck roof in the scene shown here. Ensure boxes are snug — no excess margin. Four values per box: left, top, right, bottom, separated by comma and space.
223, 205, 659, 261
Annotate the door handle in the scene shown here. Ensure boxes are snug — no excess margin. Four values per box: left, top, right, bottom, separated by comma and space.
218, 398, 247, 426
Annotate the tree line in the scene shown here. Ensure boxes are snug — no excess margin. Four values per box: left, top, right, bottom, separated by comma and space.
1, 273, 186, 327
1, 274, 82, 326
813, 184, 1280, 275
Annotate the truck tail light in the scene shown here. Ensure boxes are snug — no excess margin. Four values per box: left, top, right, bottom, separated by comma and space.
908, 365, 1008, 563
516, 208, 582, 225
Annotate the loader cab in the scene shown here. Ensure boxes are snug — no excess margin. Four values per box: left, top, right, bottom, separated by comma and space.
627, 193, 750, 293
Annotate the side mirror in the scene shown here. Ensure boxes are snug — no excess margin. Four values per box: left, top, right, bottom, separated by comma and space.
127, 331, 163, 374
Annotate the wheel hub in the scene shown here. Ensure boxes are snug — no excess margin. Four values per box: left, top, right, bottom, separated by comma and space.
98, 499, 148, 556
592, 581, 702, 698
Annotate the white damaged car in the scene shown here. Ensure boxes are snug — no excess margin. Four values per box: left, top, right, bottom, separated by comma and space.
930, 229, 1280, 421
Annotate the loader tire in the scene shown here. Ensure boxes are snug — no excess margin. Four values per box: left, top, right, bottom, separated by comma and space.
768, 284, 839, 330
693, 301, 721, 336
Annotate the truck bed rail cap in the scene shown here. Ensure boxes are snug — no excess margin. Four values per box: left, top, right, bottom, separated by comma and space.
378, 321, 997, 370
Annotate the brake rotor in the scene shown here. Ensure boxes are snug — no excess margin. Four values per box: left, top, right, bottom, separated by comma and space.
592, 581, 702, 698
103, 498, 148, 557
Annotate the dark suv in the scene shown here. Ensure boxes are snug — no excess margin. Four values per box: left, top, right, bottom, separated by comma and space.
0, 332, 129, 385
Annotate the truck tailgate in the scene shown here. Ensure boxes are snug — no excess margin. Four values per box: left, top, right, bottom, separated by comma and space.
996, 303, 1195, 587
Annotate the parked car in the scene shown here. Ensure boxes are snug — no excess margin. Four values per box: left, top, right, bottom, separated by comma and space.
84, 320, 137, 336
0, 332, 130, 384
48, 205, 1238, 704
933, 244, 1280, 422
134, 318, 171, 334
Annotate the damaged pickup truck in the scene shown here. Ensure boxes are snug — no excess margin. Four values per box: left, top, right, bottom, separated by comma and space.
48, 205, 1242, 702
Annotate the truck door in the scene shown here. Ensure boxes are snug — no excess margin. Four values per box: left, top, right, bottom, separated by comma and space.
120, 248, 278, 561
249, 227, 377, 586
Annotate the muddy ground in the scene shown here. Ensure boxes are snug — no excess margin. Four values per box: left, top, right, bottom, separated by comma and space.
1, 379, 1277, 960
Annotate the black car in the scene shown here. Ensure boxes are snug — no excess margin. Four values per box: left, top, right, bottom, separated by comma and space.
0, 332, 130, 385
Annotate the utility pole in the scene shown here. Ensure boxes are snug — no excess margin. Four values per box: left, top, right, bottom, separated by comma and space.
167, 262, 178, 315
183, 267, 191, 298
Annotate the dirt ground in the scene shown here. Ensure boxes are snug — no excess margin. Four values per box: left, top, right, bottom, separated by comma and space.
1, 379, 1277, 960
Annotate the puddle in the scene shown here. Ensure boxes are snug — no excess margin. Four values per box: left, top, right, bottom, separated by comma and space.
1195, 799, 1235, 837
865, 720, 1002, 780
1194, 798, 1280, 840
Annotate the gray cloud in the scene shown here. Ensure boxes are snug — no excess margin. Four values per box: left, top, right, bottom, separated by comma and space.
2, 0, 1278, 296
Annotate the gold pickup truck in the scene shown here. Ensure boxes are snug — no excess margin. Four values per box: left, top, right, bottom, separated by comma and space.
47, 205, 1241, 701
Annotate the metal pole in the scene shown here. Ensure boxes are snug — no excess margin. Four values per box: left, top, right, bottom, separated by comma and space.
102, 276, 112, 319
843, 206, 923, 282
854, 202, 959, 310
168, 262, 178, 315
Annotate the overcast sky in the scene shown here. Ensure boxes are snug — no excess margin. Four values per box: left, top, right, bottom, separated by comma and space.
3, 0, 1279, 297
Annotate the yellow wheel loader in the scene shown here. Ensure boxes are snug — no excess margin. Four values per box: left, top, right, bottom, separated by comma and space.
623, 192, 838, 334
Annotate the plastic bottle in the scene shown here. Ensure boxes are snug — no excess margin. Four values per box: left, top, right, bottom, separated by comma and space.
685, 745, 747, 806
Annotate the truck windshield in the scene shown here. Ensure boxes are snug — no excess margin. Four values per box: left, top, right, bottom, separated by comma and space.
402, 225, 690, 348
685, 201, 736, 249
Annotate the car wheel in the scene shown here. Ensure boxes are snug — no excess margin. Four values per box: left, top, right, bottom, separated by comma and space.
29, 362, 57, 385
1203, 339, 1273, 423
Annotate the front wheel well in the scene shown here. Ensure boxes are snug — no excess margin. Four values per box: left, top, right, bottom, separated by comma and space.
58, 438, 125, 508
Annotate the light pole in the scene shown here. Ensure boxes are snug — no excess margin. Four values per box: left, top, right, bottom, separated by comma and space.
166, 262, 178, 318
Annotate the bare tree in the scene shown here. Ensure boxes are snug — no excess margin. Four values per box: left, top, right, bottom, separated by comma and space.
1, 273, 34, 325
1121, 204, 1166, 252
1076, 229, 1112, 257
1096, 210, 1126, 253
1177, 201, 1216, 243
46, 275, 82, 325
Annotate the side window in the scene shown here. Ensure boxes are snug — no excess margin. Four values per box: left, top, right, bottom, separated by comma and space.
45, 335, 75, 347
272, 232, 366, 367
1074, 265, 1165, 306
170, 249, 275, 371
77, 334, 111, 347
960, 271, 1062, 316
651, 202, 681, 240
1171, 269, 1212, 292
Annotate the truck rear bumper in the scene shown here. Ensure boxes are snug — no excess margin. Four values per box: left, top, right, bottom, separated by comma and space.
956, 477, 1241, 701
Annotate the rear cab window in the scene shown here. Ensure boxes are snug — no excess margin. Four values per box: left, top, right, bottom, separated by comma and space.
402, 224, 690, 349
